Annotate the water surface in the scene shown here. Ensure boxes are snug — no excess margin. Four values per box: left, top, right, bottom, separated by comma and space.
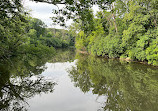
0, 49, 158, 111
28, 61, 105, 111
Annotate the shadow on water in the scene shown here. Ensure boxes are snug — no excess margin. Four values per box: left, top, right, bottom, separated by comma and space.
68, 53, 158, 111
0, 51, 56, 111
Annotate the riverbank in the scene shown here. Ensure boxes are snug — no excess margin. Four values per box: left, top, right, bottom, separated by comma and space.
77, 50, 158, 67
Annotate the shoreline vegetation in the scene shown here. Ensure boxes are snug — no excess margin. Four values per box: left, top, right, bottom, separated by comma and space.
0, 13, 75, 61
77, 49, 158, 67
73, 1, 158, 67
1, 0, 158, 67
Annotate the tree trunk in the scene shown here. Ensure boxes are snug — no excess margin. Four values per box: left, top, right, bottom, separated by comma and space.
111, 2, 118, 33
154, 19, 157, 28
112, 13, 118, 33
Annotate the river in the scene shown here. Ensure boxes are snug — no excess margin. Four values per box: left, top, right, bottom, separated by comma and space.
0, 49, 158, 111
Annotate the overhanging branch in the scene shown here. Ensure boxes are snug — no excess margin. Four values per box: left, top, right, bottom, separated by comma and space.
30, 0, 66, 5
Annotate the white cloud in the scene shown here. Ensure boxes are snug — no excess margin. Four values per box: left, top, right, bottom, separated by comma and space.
23, 0, 65, 29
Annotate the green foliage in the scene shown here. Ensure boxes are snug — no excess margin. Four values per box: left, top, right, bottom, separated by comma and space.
0, 16, 28, 58
28, 18, 46, 38
0, 7, 74, 61
75, 31, 87, 50
73, 0, 158, 66
40, 37, 62, 48
89, 34, 122, 58
36, 27, 75, 48
146, 33, 158, 65
1, 0, 158, 66
20, 44, 55, 58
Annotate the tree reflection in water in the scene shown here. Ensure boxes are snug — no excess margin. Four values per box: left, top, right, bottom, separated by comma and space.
68, 53, 158, 111
0, 75, 55, 111
0, 52, 56, 111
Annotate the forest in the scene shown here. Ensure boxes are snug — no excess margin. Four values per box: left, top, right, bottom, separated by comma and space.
1, 0, 158, 66
0, 15, 75, 59
0, 0, 75, 61
73, 0, 158, 66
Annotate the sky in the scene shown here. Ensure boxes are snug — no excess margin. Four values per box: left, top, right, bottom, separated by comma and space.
23, 0, 99, 29
23, 0, 64, 29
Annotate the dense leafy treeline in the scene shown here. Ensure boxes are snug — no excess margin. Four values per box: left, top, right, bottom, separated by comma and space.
1, 0, 158, 65
0, 0, 77, 60
0, 10, 75, 59
0, 15, 55, 59
74, 0, 158, 66
27, 17, 75, 48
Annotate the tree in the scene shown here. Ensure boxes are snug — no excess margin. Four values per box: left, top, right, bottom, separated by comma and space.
0, 0, 24, 19
0, 16, 28, 58
28, 18, 47, 38
0, 0, 28, 58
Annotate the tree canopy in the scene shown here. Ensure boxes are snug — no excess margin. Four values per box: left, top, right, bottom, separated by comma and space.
1, 0, 158, 65
72, 0, 158, 66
